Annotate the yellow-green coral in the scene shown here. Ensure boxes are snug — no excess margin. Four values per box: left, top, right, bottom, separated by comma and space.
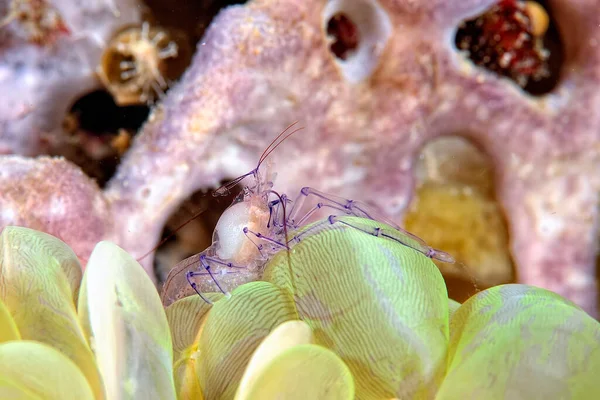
78, 241, 176, 399
1, 221, 599, 399
0, 227, 103, 398
263, 216, 449, 398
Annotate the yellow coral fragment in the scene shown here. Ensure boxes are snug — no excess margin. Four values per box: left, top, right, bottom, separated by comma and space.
525, 1, 550, 37
235, 320, 314, 400
242, 344, 354, 400
0, 340, 94, 400
407, 136, 514, 299
405, 182, 513, 289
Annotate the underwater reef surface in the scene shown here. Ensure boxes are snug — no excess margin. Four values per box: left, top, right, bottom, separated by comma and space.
0, 0, 599, 316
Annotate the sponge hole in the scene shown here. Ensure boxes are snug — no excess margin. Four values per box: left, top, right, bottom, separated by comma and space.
454, 0, 563, 95
323, 0, 392, 83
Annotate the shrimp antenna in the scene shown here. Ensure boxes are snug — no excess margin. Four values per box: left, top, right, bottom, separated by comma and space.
212, 171, 255, 197
257, 126, 305, 171
257, 121, 302, 167
213, 121, 305, 197
139, 123, 305, 262
136, 204, 208, 262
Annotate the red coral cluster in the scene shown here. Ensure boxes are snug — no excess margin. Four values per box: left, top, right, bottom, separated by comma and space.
455, 0, 549, 87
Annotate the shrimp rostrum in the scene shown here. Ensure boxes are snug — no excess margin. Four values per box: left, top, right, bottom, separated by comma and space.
160, 124, 454, 307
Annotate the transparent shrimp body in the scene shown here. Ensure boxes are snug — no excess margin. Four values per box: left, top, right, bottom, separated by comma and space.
161, 164, 290, 306
160, 123, 454, 306
213, 166, 281, 263
160, 161, 454, 307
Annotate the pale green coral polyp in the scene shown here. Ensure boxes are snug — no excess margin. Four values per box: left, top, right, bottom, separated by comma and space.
0, 221, 599, 400
263, 216, 449, 398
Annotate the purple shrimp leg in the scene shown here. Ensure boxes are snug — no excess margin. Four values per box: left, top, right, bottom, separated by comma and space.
243, 196, 288, 257
267, 199, 279, 229
286, 215, 454, 263
287, 187, 401, 230
267, 197, 287, 229
187, 254, 247, 302
242, 227, 268, 257
290, 201, 351, 228
266, 192, 293, 229
286, 187, 454, 263
240, 192, 297, 256
186, 270, 214, 304
332, 216, 454, 263
243, 226, 289, 251
186, 269, 244, 304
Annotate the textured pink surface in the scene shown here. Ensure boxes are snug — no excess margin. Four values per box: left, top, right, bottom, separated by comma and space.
0, 0, 598, 316
0, 156, 115, 264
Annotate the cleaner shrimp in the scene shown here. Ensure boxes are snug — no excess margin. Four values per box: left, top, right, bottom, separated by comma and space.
160, 123, 454, 307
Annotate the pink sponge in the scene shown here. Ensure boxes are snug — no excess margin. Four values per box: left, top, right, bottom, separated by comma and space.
0, 0, 598, 317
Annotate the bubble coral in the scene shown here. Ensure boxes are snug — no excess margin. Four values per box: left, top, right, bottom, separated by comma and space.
0, 0, 599, 320
1, 223, 599, 399
0, 226, 175, 399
